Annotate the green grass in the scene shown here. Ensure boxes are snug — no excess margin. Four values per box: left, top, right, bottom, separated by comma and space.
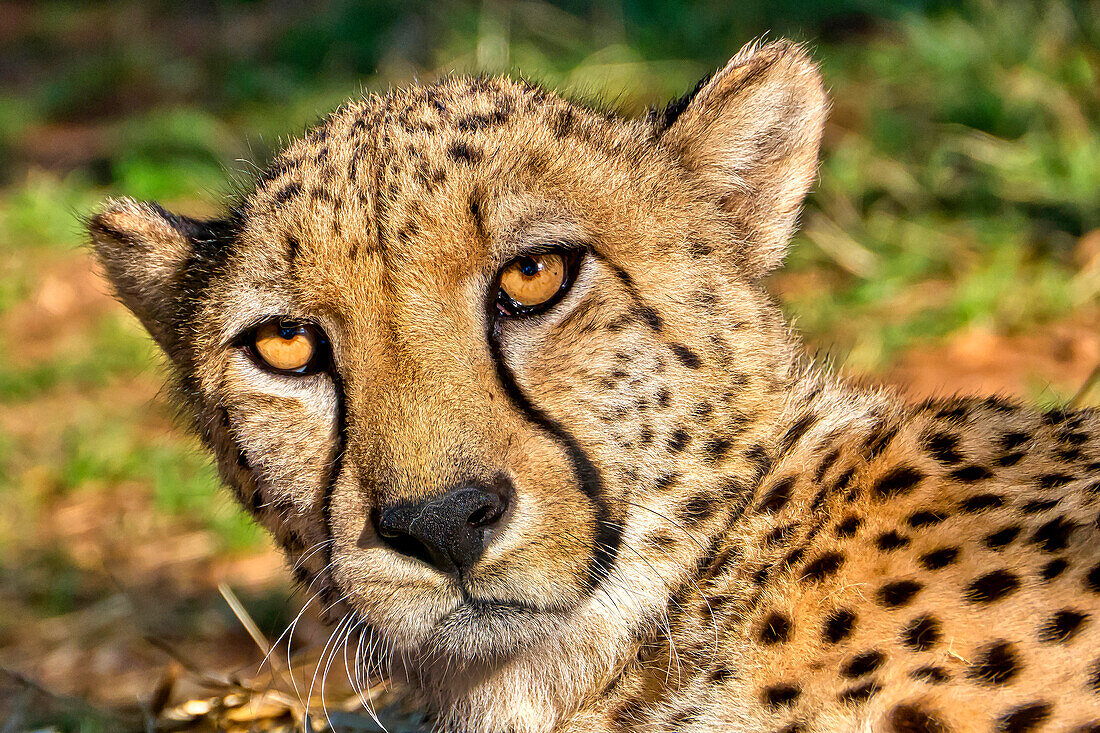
0, 314, 154, 401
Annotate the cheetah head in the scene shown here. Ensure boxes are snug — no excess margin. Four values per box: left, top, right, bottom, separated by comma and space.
89, 40, 825, 717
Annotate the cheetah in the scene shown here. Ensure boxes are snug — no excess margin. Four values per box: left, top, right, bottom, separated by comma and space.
88, 40, 1100, 732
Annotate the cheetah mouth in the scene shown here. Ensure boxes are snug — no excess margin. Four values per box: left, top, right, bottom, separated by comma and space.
424, 597, 567, 662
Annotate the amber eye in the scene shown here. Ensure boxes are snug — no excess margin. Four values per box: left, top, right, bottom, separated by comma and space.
497, 252, 574, 315
250, 320, 324, 374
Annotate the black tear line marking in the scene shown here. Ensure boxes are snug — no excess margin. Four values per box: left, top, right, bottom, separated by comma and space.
590, 250, 663, 332
487, 325, 622, 592
319, 369, 349, 610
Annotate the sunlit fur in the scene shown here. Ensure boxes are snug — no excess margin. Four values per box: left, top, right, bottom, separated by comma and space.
91, 40, 1100, 733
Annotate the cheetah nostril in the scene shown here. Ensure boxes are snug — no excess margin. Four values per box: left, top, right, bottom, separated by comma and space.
467, 493, 506, 528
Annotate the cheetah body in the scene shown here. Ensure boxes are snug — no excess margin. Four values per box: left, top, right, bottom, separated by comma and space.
89, 41, 1100, 733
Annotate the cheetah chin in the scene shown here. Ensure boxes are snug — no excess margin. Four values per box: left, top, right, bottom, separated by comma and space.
90, 38, 1100, 733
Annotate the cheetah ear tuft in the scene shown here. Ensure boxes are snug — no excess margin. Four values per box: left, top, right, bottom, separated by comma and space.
87, 198, 216, 352
654, 40, 827, 277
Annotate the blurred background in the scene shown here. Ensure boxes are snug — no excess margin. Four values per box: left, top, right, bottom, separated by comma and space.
1, 0, 1098, 729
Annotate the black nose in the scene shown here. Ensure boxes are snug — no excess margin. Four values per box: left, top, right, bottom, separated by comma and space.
373, 481, 510, 574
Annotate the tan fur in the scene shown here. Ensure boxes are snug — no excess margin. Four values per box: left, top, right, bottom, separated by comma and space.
89, 40, 1100, 732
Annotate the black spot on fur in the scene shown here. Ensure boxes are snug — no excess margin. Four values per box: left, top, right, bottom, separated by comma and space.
838, 680, 880, 704
691, 401, 713, 420
709, 665, 736, 683
951, 464, 993, 482
745, 443, 773, 484
1021, 498, 1059, 513
823, 609, 857, 643
919, 546, 960, 570
1039, 473, 1074, 490
1085, 562, 1100, 594
631, 304, 664, 332
1090, 661, 1100, 694
878, 580, 922, 608
966, 569, 1020, 604
802, 552, 845, 582
842, 650, 885, 678
901, 615, 940, 651
959, 493, 1004, 513
996, 703, 1050, 732
756, 476, 795, 514
906, 510, 946, 528
669, 343, 702, 369
272, 180, 302, 205
776, 724, 805, 733
872, 466, 924, 500
447, 140, 483, 164
1032, 516, 1078, 552
686, 238, 713, 258
656, 388, 671, 409
814, 447, 841, 483
456, 108, 510, 132
984, 525, 1022, 550
777, 413, 818, 457
1044, 408, 1070, 425
782, 547, 806, 567
836, 514, 862, 537
468, 187, 486, 240
550, 108, 577, 139
999, 431, 1030, 450
653, 473, 679, 493
703, 438, 731, 464
1039, 558, 1068, 582
833, 467, 857, 499
877, 531, 910, 551
1057, 429, 1089, 446
1057, 447, 1083, 462
285, 235, 301, 263
969, 641, 1020, 685
888, 704, 948, 733
766, 523, 797, 547
679, 493, 719, 524
995, 451, 1026, 467
932, 401, 969, 421
1039, 609, 1088, 643
751, 565, 771, 586
761, 683, 801, 708
923, 431, 963, 465
866, 423, 899, 459
667, 428, 691, 453
910, 665, 951, 684
759, 611, 793, 644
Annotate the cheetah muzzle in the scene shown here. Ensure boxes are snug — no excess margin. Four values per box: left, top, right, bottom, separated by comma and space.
89, 40, 1100, 733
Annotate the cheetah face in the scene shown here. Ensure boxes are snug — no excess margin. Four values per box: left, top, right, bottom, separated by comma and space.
89, 42, 825, 675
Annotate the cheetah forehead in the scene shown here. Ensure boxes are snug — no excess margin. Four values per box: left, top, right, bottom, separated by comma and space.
236, 76, 652, 263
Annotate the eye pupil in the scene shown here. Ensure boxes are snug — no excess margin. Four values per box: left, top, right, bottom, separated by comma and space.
518, 258, 539, 277
278, 324, 297, 340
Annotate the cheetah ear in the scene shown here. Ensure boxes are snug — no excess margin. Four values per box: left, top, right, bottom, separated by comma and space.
87, 197, 222, 353
653, 40, 827, 277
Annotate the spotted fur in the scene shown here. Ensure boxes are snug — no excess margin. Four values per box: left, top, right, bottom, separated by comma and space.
88, 40, 1100, 732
